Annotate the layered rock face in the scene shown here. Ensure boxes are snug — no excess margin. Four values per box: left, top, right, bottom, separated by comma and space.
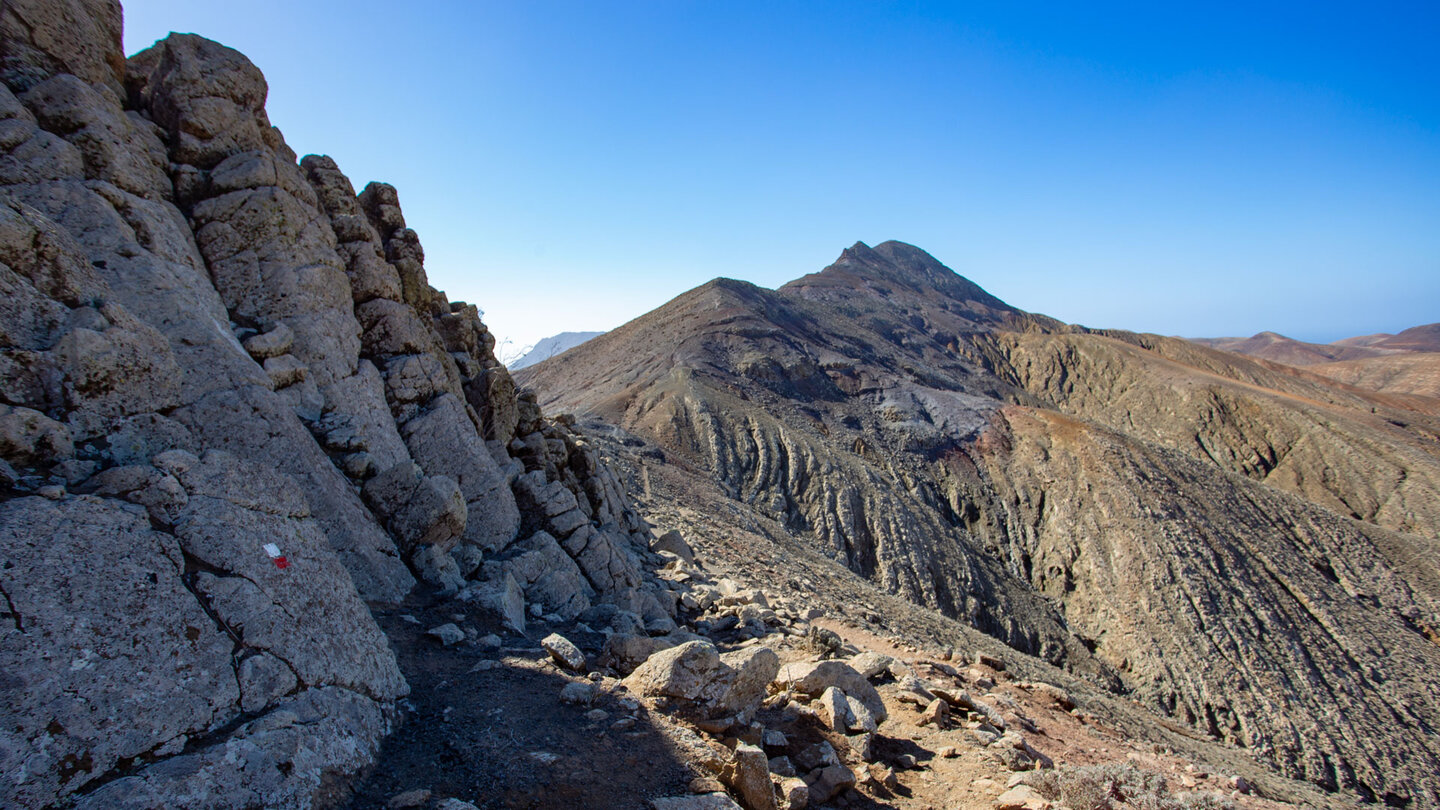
0, 2, 667, 807
520, 241, 1440, 807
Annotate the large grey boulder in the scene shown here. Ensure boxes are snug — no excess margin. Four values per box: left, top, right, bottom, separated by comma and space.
175, 385, 415, 602
624, 640, 723, 701
169, 450, 408, 698
402, 393, 520, 552
701, 647, 781, 723
363, 462, 467, 553
774, 660, 887, 724
623, 640, 779, 723
490, 530, 593, 619
721, 742, 776, 810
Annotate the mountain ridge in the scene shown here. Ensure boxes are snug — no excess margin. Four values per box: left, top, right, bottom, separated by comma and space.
519, 240, 1440, 807
4, 3, 1437, 807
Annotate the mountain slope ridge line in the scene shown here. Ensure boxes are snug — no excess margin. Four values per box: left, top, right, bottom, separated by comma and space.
519, 240, 1440, 807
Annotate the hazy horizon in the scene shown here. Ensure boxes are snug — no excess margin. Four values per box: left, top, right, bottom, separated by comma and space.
122, 1, 1440, 350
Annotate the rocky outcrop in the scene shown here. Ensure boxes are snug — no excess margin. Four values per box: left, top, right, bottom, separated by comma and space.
521, 241, 1440, 807
0, 3, 673, 806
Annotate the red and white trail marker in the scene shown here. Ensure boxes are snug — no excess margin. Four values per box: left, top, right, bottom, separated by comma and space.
262, 543, 289, 570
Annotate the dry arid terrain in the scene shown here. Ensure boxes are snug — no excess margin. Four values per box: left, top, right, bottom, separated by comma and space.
519, 242, 1440, 808
2, 2, 1438, 810
1193, 325, 1440, 398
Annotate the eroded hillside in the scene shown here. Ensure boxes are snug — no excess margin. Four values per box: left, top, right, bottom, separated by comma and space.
520, 241, 1440, 807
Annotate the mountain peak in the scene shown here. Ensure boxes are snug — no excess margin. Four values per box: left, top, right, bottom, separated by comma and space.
783, 239, 1014, 314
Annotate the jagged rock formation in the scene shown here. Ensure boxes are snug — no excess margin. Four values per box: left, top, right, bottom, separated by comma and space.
0, 2, 671, 807
520, 240, 1440, 807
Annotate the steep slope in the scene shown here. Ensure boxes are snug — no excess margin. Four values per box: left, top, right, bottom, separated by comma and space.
520, 241, 1440, 807
0, 3, 675, 807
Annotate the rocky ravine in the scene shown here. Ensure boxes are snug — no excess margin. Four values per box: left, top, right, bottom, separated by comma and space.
520, 241, 1440, 807
0, 2, 675, 806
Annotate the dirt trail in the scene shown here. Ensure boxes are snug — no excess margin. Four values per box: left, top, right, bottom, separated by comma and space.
340, 593, 699, 810
338, 584, 1306, 810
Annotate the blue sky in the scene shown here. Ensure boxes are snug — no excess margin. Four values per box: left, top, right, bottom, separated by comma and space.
122, 2, 1439, 355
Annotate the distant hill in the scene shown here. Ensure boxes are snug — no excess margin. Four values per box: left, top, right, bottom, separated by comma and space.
1335, 322, 1440, 352
1192, 324, 1440, 398
1188, 331, 1390, 365
506, 331, 605, 369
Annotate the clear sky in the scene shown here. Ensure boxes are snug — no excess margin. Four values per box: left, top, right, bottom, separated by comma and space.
121, 1, 1440, 356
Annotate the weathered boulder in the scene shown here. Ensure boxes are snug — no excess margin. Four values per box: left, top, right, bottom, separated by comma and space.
700, 646, 781, 722
846, 695, 879, 733
542, 633, 586, 672
489, 530, 593, 619
243, 321, 294, 359
559, 680, 597, 706
426, 624, 465, 647
21, 72, 170, 197
624, 640, 779, 723
624, 640, 722, 701
652, 528, 696, 563
773, 660, 887, 724
402, 394, 520, 552
721, 742, 776, 810
170, 450, 408, 698
362, 462, 466, 553
412, 543, 465, 593
129, 33, 275, 171
847, 651, 895, 680
174, 386, 415, 602
321, 360, 411, 471
463, 572, 526, 635
465, 363, 519, 445
995, 784, 1050, 810
816, 686, 853, 732
804, 764, 856, 805
0, 404, 72, 465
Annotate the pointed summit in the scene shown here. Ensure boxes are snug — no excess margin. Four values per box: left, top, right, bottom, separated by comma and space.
782, 239, 1014, 314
